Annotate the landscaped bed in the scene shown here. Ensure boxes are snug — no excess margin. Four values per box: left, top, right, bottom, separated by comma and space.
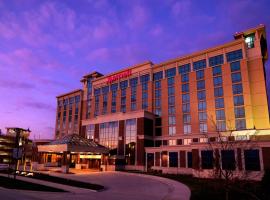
19, 171, 104, 191
0, 175, 66, 192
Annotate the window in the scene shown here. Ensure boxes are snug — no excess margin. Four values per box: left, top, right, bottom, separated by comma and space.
153, 71, 163, 81
99, 121, 118, 149
169, 152, 178, 167
193, 59, 207, 71
226, 49, 243, 62
182, 94, 190, 103
167, 77, 175, 86
168, 140, 177, 146
234, 107, 245, 118
86, 124, 95, 139
178, 64, 191, 74
221, 150, 236, 170
216, 110, 225, 120
200, 123, 207, 133
155, 80, 161, 88
232, 84, 243, 94
196, 70, 204, 80
187, 152, 192, 168
209, 55, 224, 66
182, 103, 190, 112
165, 68, 176, 78
234, 95, 244, 106
182, 83, 189, 93
169, 126, 176, 136
129, 77, 138, 87
197, 90, 206, 100
216, 121, 226, 131
168, 87, 175, 96
244, 149, 261, 171
184, 124, 191, 134
168, 106, 175, 114
201, 150, 213, 169
168, 96, 175, 105
231, 72, 242, 83
140, 74, 150, 83
181, 73, 189, 82
198, 101, 207, 111
245, 34, 255, 49
120, 80, 128, 89
215, 98, 224, 109
212, 65, 222, 76
199, 112, 207, 121
125, 119, 137, 165
169, 116, 176, 125
197, 80, 205, 90
183, 114, 191, 123
213, 76, 222, 87
236, 119, 246, 130
230, 61, 241, 72
214, 87, 223, 97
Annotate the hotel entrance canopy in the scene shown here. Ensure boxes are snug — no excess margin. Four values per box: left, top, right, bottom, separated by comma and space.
38, 134, 109, 154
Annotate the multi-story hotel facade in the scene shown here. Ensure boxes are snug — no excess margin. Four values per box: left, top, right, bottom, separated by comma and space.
53, 25, 270, 177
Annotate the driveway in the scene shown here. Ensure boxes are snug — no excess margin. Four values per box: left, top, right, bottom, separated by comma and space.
0, 171, 190, 200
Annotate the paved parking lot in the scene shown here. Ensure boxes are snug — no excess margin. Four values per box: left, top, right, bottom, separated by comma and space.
0, 171, 190, 200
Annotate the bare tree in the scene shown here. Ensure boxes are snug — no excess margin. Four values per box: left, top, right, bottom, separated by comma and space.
201, 116, 260, 200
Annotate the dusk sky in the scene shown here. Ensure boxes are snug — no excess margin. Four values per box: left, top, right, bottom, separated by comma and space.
0, 0, 270, 139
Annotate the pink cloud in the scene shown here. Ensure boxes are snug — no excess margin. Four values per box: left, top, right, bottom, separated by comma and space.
87, 47, 110, 61
127, 5, 149, 29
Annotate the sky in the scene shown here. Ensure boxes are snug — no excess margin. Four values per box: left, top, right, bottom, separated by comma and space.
0, 0, 270, 139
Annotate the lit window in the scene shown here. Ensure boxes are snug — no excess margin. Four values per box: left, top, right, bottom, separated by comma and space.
245, 34, 255, 49
184, 124, 191, 134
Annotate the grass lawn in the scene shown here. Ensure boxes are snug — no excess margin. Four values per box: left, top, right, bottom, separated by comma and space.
0, 175, 66, 192
124, 170, 269, 200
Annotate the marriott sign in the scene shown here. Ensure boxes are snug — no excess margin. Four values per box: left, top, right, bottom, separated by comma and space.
106, 69, 132, 84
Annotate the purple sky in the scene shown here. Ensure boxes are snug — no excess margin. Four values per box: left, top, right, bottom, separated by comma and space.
0, 0, 270, 139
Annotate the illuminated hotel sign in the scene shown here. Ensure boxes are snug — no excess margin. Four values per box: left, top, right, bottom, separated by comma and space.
106, 69, 132, 84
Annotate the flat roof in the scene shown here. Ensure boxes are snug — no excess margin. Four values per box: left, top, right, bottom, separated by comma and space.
56, 89, 82, 98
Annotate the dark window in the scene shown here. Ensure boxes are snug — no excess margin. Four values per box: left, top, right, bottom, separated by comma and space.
187, 152, 192, 168
201, 150, 213, 169
168, 87, 175, 96
244, 149, 261, 171
169, 152, 178, 167
198, 101, 206, 111
168, 96, 175, 105
197, 80, 205, 90
182, 103, 190, 113
216, 110, 225, 120
120, 80, 128, 89
182, 83, 189, 93
193, 59, 207, 71
226, 49, 243, 62
110, 83, 118, 91
196, 70, 204, 80
213, 76, 223, 87
163, 140, 168, 146
231, 73, 242, 83
167, 77, 175, 86
236, 119, 246, 130
234, 95, 244, 106
209, 55, 224, 66
230, 61, 241, 72
215, 98, 224, 109
165, 68, 176, 78
197, 90, 206, 100
155, 80, 161, 88
221, 150, 235, 170
177, 139, 182, 145
140, 74, 150, 83
178, 64, 191, 74
155, 140, 162, 147
129, 77, 138, 86
94, 88, 101, 95
212, 65, 222, 76
214, 87, 223, 97
181, 74, 189, 82
182, 94, 190, 103
234, 107, 245, 118
232, 84, 243, 94
153, 71, 163, 81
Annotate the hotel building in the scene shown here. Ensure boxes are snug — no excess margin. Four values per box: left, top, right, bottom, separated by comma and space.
51, 25, 270, 176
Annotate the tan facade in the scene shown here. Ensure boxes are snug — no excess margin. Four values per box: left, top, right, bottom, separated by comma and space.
55, 25, 270, 174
